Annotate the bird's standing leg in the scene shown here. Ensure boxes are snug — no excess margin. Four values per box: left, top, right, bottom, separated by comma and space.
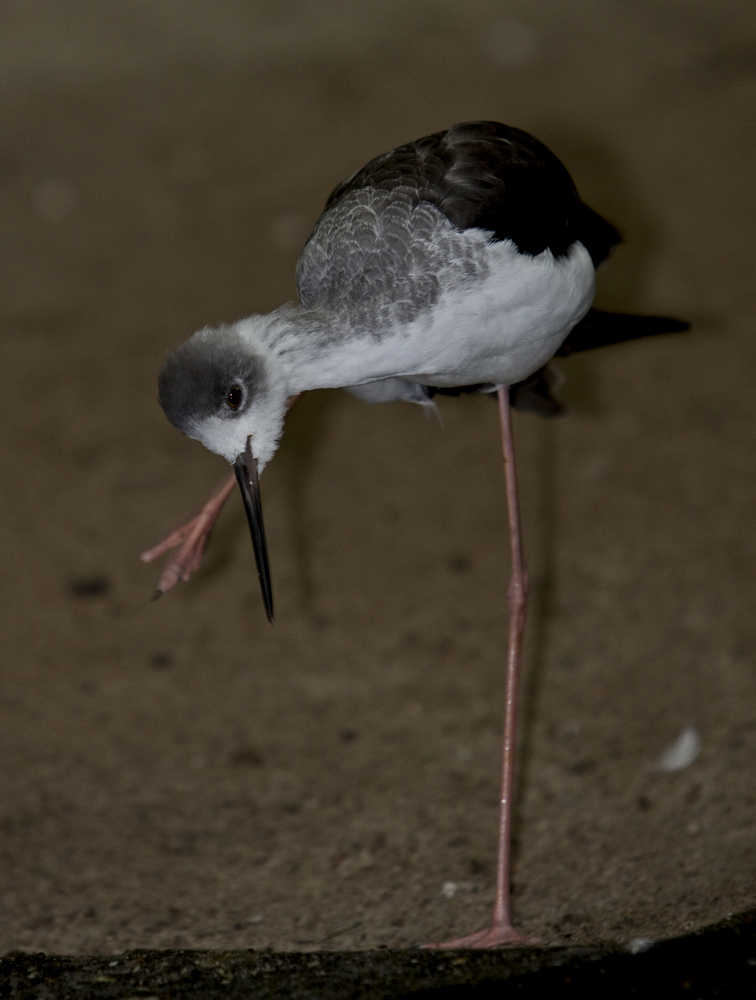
142, 393, 303, 597
424, 386, 539, 949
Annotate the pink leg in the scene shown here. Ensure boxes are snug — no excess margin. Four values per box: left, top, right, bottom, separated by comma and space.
424, 386, 539, 949
141, 474, 236, 598
142, 394, 304, 599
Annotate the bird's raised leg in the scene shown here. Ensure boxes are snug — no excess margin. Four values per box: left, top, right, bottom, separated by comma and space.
141, 473, 237, 598
142, 394, 304, 598
424, 386, 539, 949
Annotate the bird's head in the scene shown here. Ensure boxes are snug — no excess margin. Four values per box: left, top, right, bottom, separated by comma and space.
158, 320, 290, 620
158, 322, 288, 470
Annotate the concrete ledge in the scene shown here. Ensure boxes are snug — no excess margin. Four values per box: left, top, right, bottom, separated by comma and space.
2, 909, 754, 998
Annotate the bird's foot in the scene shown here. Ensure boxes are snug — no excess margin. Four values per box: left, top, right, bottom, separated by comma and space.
140, 475, 236, 597
140, 515, 210, 597
421, 923, 540, 950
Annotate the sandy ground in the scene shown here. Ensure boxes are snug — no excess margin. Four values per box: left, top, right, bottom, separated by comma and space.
0, 0, 755, 955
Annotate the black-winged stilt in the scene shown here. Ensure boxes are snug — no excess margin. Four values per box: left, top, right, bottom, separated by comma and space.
144, 121, 687, 948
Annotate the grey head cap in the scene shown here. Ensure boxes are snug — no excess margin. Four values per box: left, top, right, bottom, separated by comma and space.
158, 323, 276, 622
158, 325, 267, 437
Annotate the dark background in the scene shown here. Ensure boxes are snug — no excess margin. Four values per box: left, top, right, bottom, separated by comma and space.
0, 0, 754, 954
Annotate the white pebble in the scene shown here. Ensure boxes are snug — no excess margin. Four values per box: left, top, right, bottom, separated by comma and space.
441, 881, 458, 898
628, 937, 655, 954
655, 726, 701, 772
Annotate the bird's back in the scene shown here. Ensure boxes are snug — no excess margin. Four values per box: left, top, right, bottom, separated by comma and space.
295, 122, 617, 323
322, 121, 619, 264
293, 121, 604, 389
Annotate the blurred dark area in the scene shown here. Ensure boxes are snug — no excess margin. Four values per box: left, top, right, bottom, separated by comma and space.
0, 0, 754, 957
1, 907, 756, 997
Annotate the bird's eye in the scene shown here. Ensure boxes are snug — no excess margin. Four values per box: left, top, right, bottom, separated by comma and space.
226, 384, 243, 410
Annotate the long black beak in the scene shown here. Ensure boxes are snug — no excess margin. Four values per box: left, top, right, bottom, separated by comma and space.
233, 436, 274, 622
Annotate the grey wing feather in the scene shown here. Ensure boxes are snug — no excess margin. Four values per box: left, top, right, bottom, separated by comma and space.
295, 187, 490, 334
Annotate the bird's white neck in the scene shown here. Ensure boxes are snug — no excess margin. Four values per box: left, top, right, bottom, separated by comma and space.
258, 303, 387, 394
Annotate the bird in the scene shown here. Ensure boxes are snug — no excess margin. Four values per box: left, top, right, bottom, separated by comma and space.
143, 121, 688, 948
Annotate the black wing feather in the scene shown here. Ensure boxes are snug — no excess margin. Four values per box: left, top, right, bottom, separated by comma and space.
325, 121, 620, 265
556, 309, 690, 355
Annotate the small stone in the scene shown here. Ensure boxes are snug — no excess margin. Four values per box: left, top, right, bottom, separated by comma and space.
628, 937, 655, 954
655, 727, 702, 772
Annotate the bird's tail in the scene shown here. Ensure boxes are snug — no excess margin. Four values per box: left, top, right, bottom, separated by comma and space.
511, 308, 691, 415
555, 308, 689, 356
428, 308, 690, 417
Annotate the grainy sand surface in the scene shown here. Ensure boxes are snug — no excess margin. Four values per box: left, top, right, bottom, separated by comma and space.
0, 0, 754, 954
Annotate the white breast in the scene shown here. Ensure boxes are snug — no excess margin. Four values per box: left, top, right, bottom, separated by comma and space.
286, 237, 595, 392
399, 238, 595, 386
